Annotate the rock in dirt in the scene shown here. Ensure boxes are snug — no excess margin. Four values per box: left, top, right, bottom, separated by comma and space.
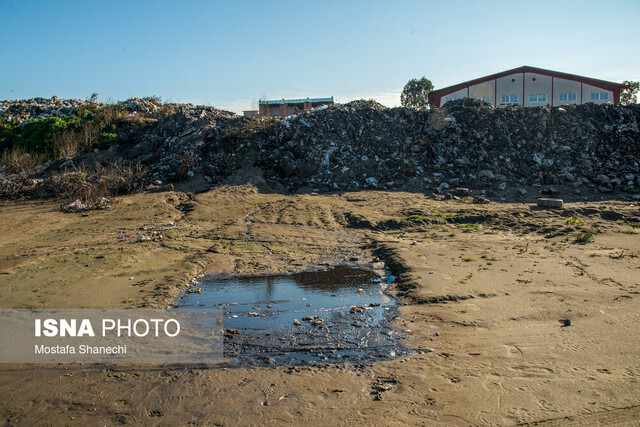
537, 198, 564, 208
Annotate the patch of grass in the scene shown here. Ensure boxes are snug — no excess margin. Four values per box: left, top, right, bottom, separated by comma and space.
481, 254, 488, 259
565, 216, 582, 226
448, 232, 457, 237
574, 231, 595, 245
622, 229, 638, 235
0, 116, 82, 153
458, 279, 467, 284
589, 252, 601, 257
624, 221, 640, 228
462, 257, 474, 262
0, 100, 170, 162
516, 279, 532, 284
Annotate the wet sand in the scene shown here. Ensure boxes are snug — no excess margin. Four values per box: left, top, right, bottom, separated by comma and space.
0, 186, 639, 425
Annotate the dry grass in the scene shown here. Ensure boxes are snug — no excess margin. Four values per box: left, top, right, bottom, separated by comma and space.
48, 161, 146, 209
175, 152, 198, 180
94, 104, 158, 128
0, 149, 47, 174
53, 123, 101, 159
0, 174, 40, 200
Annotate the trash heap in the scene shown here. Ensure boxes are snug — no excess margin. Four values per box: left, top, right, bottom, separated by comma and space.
2, 97, 639, 198
121, 98, 639, 196
118, 97, 178, 117
0, 97, 87, 123
115, 105, 238, 182
0, 97, 177, 124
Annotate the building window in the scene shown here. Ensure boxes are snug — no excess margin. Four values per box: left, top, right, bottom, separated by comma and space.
591, 92, 610, 101
475, 96, 491, 102
559, 93, 577, 102
444, 96, 461, 102
501, 95, 518, 103
529, 94, 547, 102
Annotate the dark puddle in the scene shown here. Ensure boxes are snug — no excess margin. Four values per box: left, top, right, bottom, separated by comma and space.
176, 266, 412, 366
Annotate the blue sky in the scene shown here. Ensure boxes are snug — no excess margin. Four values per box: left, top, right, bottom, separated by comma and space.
1, 0, 639, 112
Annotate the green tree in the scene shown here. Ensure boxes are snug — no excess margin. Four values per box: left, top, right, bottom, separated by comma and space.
621, 81, 639, 105
401, 77, 434, 109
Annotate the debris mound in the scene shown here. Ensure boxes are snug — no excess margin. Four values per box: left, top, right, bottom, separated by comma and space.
78, 99, 640, 196
1, 97, 639, 202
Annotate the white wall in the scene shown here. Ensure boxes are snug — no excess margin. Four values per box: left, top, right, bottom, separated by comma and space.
523, 73, 552, 106
438, 71, 615, 108
554, 78, 581, 106
582, 84, 613, 104
440, 88, 468, 106
469, 82, 494, 103
496, 73, 523, 106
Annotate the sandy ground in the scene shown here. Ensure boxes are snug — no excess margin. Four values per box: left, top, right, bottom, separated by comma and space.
0, 186, 639, 425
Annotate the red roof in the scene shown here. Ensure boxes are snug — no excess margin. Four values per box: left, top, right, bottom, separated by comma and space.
428, 66, 628, 106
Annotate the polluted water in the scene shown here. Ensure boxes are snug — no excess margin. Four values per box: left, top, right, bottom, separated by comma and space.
176, 266, 412, 366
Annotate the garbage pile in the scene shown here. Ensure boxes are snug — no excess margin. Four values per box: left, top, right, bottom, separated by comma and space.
115, 105, 238, 182
119, 98, 638, 196
0, 97, 179, 124
0, 97, 87, 123
2, 96, 640, 199
119, 97, 177, 117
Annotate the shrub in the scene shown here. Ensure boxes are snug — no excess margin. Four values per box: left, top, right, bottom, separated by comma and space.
574, 231, 594, 244
100, 132, 117, 145
49, 161, 146, 209
53, 129, 83, 159
53, 122, 102, 159
0, 149, 47, 174
0, 173, 41, 200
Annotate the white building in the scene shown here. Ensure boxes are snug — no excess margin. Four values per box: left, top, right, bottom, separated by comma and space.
428, 66, 628, 108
